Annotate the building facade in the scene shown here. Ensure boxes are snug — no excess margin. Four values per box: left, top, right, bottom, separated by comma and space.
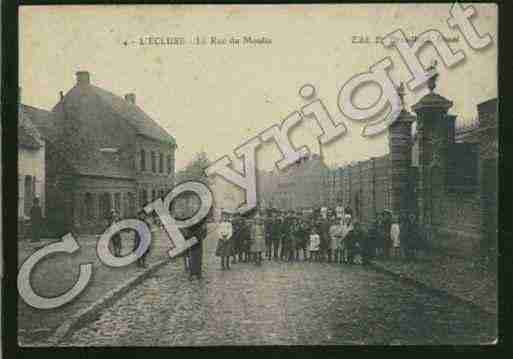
18, 104, 49, 236
29, 71, 176, 235
265, 153, 329, 212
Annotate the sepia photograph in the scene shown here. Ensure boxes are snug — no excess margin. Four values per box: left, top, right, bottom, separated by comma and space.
14, 3, 498, 347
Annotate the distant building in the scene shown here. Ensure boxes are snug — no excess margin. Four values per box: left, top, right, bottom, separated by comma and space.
18, 104, 49, 236
268, 153, 329, 211
29, 71, 177, 235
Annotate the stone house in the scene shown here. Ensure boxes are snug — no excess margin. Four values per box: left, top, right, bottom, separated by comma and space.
30, 71, 176, 235
18, 104, 49, 236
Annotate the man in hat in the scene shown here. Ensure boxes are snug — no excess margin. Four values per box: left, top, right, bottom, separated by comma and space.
264, 210, 274, 260
318, 213, 331, 262
340, 214, 353, 263
279, 212, 289, 261
29, 197, 43, 243
250, 209, 266, 265
239, 210, 252, 263
109, 209, 122, 257
344, 220, 357, 264
369, 212, 384, 258
272, 211, 283, 260
231, 212, 243, 264
184, 205, 209, 280
294, 215, 309, 261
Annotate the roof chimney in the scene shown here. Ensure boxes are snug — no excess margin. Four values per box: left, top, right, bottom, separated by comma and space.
59, 91, 64, 100
124, 93, 136, 104
76, 71, 90, 85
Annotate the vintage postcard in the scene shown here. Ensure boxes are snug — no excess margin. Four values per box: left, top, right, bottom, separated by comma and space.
15, 3, 498, 347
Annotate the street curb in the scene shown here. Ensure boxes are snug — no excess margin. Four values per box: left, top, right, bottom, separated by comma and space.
39, 258, 172, 346
369, 262, 497, 317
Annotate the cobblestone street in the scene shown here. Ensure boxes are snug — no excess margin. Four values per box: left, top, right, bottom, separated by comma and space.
63, 232, 497, 346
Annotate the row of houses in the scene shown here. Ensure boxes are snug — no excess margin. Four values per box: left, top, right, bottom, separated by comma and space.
258, 79, 498, 258
18, 71, 177, 236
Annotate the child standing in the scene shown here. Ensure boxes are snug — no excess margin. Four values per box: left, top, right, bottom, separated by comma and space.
216, 212, 234, 270
391, 215, 401, 258
309, 227, 320, 262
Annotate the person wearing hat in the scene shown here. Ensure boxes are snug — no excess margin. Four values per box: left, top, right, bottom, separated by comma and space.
295, 215, 309, 261
29, 197, 43, 243
284, 211, 297, 262
291, 215, 304, 261
183, 205, 209, 280
216, 211, 234, 270
231, 212, 243, 264
340, 214, 353, 264
270, 210, 281, 261
249, 209, 266, 265
264, 210, 274, 261
318, 213, 331, 262
109, 209, 122, 257
239, 210, 252, 263
279, 213, 289, 261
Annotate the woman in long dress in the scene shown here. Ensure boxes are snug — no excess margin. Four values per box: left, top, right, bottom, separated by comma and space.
329, 217, 343, 263
250, 211, 266, 265
340, 214, 353, 264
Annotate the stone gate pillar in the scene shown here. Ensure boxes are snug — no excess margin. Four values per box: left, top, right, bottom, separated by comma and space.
411, 72, 453, 234
389, 105, 415, 219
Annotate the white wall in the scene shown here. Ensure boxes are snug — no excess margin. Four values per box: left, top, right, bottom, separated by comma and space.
18, 145, 45, 218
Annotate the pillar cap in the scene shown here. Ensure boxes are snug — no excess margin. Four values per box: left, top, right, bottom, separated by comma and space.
396, 108, 416, 123
412, 92, 453, 113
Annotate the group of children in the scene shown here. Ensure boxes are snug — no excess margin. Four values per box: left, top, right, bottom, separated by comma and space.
215, 207, 379, 269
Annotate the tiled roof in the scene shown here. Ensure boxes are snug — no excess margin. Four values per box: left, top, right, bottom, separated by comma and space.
90, 85, 176, 145
18, 105, 47, 149
47, 81, 177, 179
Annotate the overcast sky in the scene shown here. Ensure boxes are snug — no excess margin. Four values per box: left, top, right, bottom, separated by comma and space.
20, 4, 497, 172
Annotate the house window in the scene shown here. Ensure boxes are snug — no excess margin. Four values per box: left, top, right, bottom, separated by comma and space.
140, 149, 146, 171
127, 192, 135, 217
85, 193, 94, 220
159, 152, 164, 173
167, 155, 172, 174
99, 193, 111, 220
151, 151, 156, 172
151, 189, 156, 201
24, 175, 35, 216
